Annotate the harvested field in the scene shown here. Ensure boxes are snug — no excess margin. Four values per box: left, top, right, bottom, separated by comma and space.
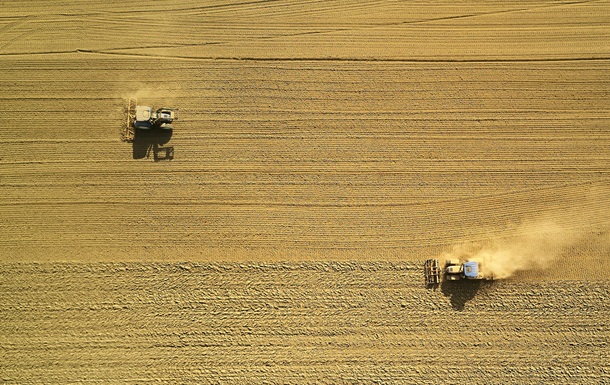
1, 0, 610, 383
2, 57, 610, 265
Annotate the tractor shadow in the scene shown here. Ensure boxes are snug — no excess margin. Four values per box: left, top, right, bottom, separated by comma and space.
441, 279, 495, 311
132, 128, 174, 161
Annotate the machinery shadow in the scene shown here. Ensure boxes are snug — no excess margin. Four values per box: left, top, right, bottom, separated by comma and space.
441, 279, 494, 311
132, 128, 174, 161
426, 282, 440, 291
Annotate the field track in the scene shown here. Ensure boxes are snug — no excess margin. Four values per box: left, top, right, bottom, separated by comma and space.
1, 0, 610, 383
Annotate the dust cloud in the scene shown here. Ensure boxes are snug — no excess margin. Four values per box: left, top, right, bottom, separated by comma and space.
115, 78, 181, 108
440, 202, 610, 279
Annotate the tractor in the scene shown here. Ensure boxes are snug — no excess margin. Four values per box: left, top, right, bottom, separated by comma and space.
424, 258, 494, 285
121, 98, 176, 142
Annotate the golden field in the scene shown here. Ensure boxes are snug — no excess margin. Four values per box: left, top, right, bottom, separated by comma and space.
1, 0, 609, 383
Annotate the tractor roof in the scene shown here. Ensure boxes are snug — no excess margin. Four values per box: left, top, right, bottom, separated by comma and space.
135, 106, 152, 121
463, 261, 479, 278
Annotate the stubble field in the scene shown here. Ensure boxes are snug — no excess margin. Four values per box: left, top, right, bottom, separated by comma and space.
1, 0, 609, 383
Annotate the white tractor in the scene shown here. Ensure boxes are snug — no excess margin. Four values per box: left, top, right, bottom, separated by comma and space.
424, 258, 493, 285
122, 98, 176, 142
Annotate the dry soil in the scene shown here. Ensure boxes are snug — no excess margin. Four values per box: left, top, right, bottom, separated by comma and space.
1, 0, 609, 383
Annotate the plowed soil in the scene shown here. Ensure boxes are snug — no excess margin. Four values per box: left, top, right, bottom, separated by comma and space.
2, 263, 609, 384
1, 0, 609, 383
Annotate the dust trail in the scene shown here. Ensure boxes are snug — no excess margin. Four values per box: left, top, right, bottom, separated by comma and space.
441, 220, 587, 279
118, 83, 178, 105
441, 191, 610, 279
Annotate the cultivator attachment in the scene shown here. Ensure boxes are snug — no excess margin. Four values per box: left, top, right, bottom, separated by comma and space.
424, 258, 441, 285
121, 98, 137, 142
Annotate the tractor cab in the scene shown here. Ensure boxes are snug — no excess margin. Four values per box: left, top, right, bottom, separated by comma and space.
463, 261, 481, 279
134, 106, 153, 129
